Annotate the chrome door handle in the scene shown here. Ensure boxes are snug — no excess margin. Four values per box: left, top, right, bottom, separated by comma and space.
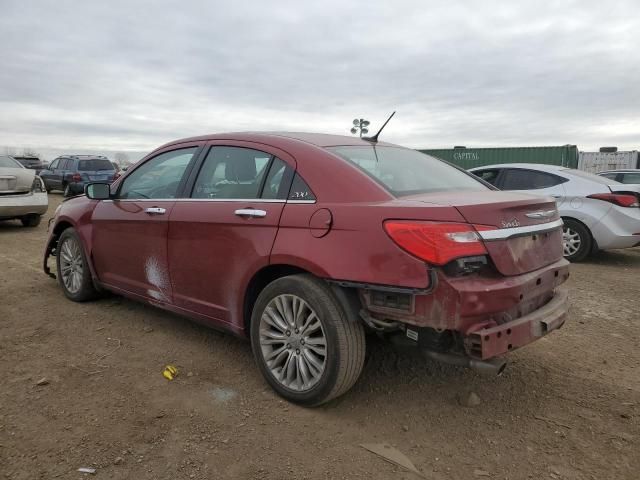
234, 208, 267, 218
144, 207, 166, 215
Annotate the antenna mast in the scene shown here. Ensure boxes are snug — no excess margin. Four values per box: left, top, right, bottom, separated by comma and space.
363, 111, 396, 143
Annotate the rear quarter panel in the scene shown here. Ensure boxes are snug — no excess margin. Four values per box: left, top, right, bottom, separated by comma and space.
271, 200, 466, 289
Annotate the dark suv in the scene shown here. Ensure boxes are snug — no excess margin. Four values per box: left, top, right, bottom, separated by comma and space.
40, 155, 119, 196
13, 156, 46, 175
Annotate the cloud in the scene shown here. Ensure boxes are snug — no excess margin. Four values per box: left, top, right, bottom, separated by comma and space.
1, 0, 638, 160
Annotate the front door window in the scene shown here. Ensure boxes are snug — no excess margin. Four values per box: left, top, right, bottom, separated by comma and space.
118, 148, 197, 199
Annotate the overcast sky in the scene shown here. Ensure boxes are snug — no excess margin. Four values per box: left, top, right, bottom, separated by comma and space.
1, 0, 638, 160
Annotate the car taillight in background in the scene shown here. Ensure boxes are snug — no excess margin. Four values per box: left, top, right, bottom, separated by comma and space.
31, 176, 46, 193
112, 171, 120, 182
587, 193, 640, 208
71, 173, 82, 182
383, 221, 489, 265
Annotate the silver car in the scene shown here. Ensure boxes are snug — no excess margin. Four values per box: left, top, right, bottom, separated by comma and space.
469, 163, 640, 262
597, 169, 640, 185
0, 155, 48, 227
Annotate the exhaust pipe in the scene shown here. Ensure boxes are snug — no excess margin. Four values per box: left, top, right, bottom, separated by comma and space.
422, 350, 507, 376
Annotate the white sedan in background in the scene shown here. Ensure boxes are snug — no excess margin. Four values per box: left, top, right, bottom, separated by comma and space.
469, 163, 640, 262
0, 155, 48, 227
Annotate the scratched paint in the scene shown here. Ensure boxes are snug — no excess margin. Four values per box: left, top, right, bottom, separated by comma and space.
145, 256, 170, 302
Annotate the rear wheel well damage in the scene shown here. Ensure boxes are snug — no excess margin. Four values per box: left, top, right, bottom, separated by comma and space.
242, 265, 363, 336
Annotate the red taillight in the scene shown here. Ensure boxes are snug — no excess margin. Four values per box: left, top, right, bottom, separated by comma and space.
383, 221, 488, 265
587, 193, 640, 208
112, 171, 120, 182
71, 172, 81, 182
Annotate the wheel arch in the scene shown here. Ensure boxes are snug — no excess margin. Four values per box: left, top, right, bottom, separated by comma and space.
45, 219, 102, 287
242, 264, 362, 337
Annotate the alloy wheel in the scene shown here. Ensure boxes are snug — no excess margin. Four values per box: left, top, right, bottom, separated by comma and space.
259, 294, 327, 392
59, 237, 84, 294
563, 227, 581, 257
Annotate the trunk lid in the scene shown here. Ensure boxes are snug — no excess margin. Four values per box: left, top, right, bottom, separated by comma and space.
405, 191, 563, 276
0, 166, 34, 194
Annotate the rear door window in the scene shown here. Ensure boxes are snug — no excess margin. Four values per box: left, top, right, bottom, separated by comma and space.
261, 158, 295, 200
501, 169, 566, 190
192, 147, 273, 199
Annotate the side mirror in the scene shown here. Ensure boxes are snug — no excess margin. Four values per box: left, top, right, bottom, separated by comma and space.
85, 182, 111, 200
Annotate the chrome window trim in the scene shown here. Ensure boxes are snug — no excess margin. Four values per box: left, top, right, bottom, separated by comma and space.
479, 218, 564, 241
103, 198, 317, 204
104, 198, 286, 203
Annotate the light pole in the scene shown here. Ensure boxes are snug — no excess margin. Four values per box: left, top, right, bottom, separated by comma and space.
350, 118, 370, 138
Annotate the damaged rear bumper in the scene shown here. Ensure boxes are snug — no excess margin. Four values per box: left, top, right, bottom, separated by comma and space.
465, 287, 569, 359
357, 258, 570, 360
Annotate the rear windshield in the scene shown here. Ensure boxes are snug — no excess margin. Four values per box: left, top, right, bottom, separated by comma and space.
329, 146, 488, 196
78, 159, 114, 171
0, 156, 22, 168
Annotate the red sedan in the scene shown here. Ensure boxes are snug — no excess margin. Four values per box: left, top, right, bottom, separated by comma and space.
44, 132, 569, 405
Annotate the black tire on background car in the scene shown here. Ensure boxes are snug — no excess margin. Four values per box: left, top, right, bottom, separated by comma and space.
20, 214, 41, 227
562, 218, 592, 262
56, 228, 99, 302
250, 274, 366, 406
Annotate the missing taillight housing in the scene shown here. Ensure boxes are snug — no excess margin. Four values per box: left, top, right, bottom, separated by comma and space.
383, 221, 488, 265
587, 193, 640, 208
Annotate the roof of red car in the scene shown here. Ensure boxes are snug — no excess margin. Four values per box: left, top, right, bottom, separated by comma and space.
162, 132, 397, 149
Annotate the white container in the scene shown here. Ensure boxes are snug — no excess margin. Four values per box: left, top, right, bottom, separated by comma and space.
578, 151, 639, 173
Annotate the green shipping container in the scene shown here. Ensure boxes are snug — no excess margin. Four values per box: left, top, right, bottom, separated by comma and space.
418, 145, 579, 170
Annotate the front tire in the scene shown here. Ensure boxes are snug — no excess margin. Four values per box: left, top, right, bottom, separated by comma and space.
250, 274, 365, 406
562, 218, 592, 262
56, 228, 99, 302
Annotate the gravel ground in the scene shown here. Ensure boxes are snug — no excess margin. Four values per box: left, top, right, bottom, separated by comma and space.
1, 194, 638, 479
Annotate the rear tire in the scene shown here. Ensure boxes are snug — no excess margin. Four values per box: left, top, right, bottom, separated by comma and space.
56, 228, 99, 302
20, 214, 41, 227
250, 274, 365, 406
562, 218, 592, 262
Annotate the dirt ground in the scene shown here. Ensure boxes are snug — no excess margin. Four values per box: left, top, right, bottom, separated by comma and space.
1, 194, 638, 480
